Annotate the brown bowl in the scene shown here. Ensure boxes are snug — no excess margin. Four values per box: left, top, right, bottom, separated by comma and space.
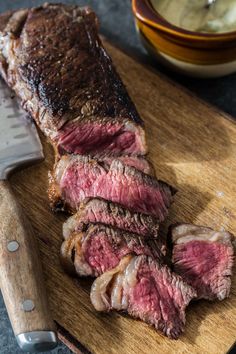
132, 0, 236, 77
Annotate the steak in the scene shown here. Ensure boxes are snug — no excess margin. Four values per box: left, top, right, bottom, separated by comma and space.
61, 224, 161, 277
63, 197, 159, 239
49, 155, 175, 217
0, 4, 146, 156
170, 223, 235, 301
103, 155, 154, 176
55, 116, 146, 156
90, 255, 196, 339
0, 4, 187, 340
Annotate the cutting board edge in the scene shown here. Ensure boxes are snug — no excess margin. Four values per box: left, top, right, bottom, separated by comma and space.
57, 322, 91, 354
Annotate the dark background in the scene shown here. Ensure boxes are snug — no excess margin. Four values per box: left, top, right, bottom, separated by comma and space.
0, 1, 235, 353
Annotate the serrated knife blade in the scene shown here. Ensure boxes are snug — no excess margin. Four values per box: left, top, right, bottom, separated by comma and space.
0, 78, 57, 352
0, 78, 43, 178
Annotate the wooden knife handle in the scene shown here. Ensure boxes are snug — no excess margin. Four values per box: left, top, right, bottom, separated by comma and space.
0, 180, 57, 352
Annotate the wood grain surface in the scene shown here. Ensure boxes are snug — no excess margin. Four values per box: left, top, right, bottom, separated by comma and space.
0, 180, 56, 336
10, 41, 236, 354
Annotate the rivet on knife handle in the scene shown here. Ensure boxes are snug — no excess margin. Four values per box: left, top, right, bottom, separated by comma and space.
0, 180, 57, 352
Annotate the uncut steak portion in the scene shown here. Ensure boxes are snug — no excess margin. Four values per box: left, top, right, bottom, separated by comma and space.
90, 255, 196, 339
61, 224, 161, 277
63, 197, 159, 239
0, 4, 147, 156
56, 116, 146, 156
49, 155, 175, 217
170, 224, 235, 301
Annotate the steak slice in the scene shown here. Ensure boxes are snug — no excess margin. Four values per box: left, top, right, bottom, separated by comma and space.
49, 155, 175, 218
103, 155, 154, 176
0, 4, 146, 156
55, 116, 146, 156
170, 223, 235, 301
63, 198, 159, 239
60, 224, 161, 277
90, 255, 196, 339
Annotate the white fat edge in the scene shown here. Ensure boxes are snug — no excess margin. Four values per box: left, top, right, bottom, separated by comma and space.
121, 256, 141, 309
54, 156, 72, 183
0, 33, 12, 59
173, 230, 232, 245
63, 214, 78, 239
111, 272, 125, 310
124, 119, 136, 133
125, 120, 146, 149
90, 255, 132, 312
74, 252, 93, 277
90, 273, 114, 312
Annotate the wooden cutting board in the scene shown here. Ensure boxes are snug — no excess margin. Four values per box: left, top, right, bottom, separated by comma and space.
10, 41, 236, 354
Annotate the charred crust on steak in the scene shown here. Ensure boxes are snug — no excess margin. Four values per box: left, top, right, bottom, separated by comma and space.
48, 170, 68, 212
1, 3, 143, 130
63, 197, 160, 241
60, 233, 78, 275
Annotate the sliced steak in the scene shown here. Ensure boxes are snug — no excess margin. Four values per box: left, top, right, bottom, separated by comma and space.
170, 223, 235, 301
90, 255, 196, 339
0, 4, 146, 156
103, 155, 154, 176
49, 155, 175, 218
63, 198, 159, 239
61, 224, 161, 277
56, 116, 146, 156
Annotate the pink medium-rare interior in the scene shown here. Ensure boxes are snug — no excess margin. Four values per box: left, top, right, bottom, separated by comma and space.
84, 232, 121, 274
90, 255, 196, 339
173, 240, 234, 300
60, 159, 171, 218
56, 120, 145, 155
83, 232, 153, 275
128, 259, 193, 339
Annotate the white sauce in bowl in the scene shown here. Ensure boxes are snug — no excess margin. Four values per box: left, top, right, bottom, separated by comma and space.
150, 0, 236, 33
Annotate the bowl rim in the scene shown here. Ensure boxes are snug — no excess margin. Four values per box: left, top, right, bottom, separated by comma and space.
132, 0, 236, 41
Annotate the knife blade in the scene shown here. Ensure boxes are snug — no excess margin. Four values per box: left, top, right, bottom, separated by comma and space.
0, 78, 58, 352
0, 78, 43, 177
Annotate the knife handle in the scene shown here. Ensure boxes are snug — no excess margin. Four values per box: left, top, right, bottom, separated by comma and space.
0, 180, 57, 352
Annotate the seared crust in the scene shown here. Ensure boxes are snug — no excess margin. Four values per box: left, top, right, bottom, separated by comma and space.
62, 197, 160, 239
0, 3, 143, 137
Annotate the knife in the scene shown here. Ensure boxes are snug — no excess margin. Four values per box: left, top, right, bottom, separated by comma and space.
0, 78, 58, 352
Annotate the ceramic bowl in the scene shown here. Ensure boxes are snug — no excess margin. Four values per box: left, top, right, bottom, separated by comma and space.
132, 0, 236, 78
